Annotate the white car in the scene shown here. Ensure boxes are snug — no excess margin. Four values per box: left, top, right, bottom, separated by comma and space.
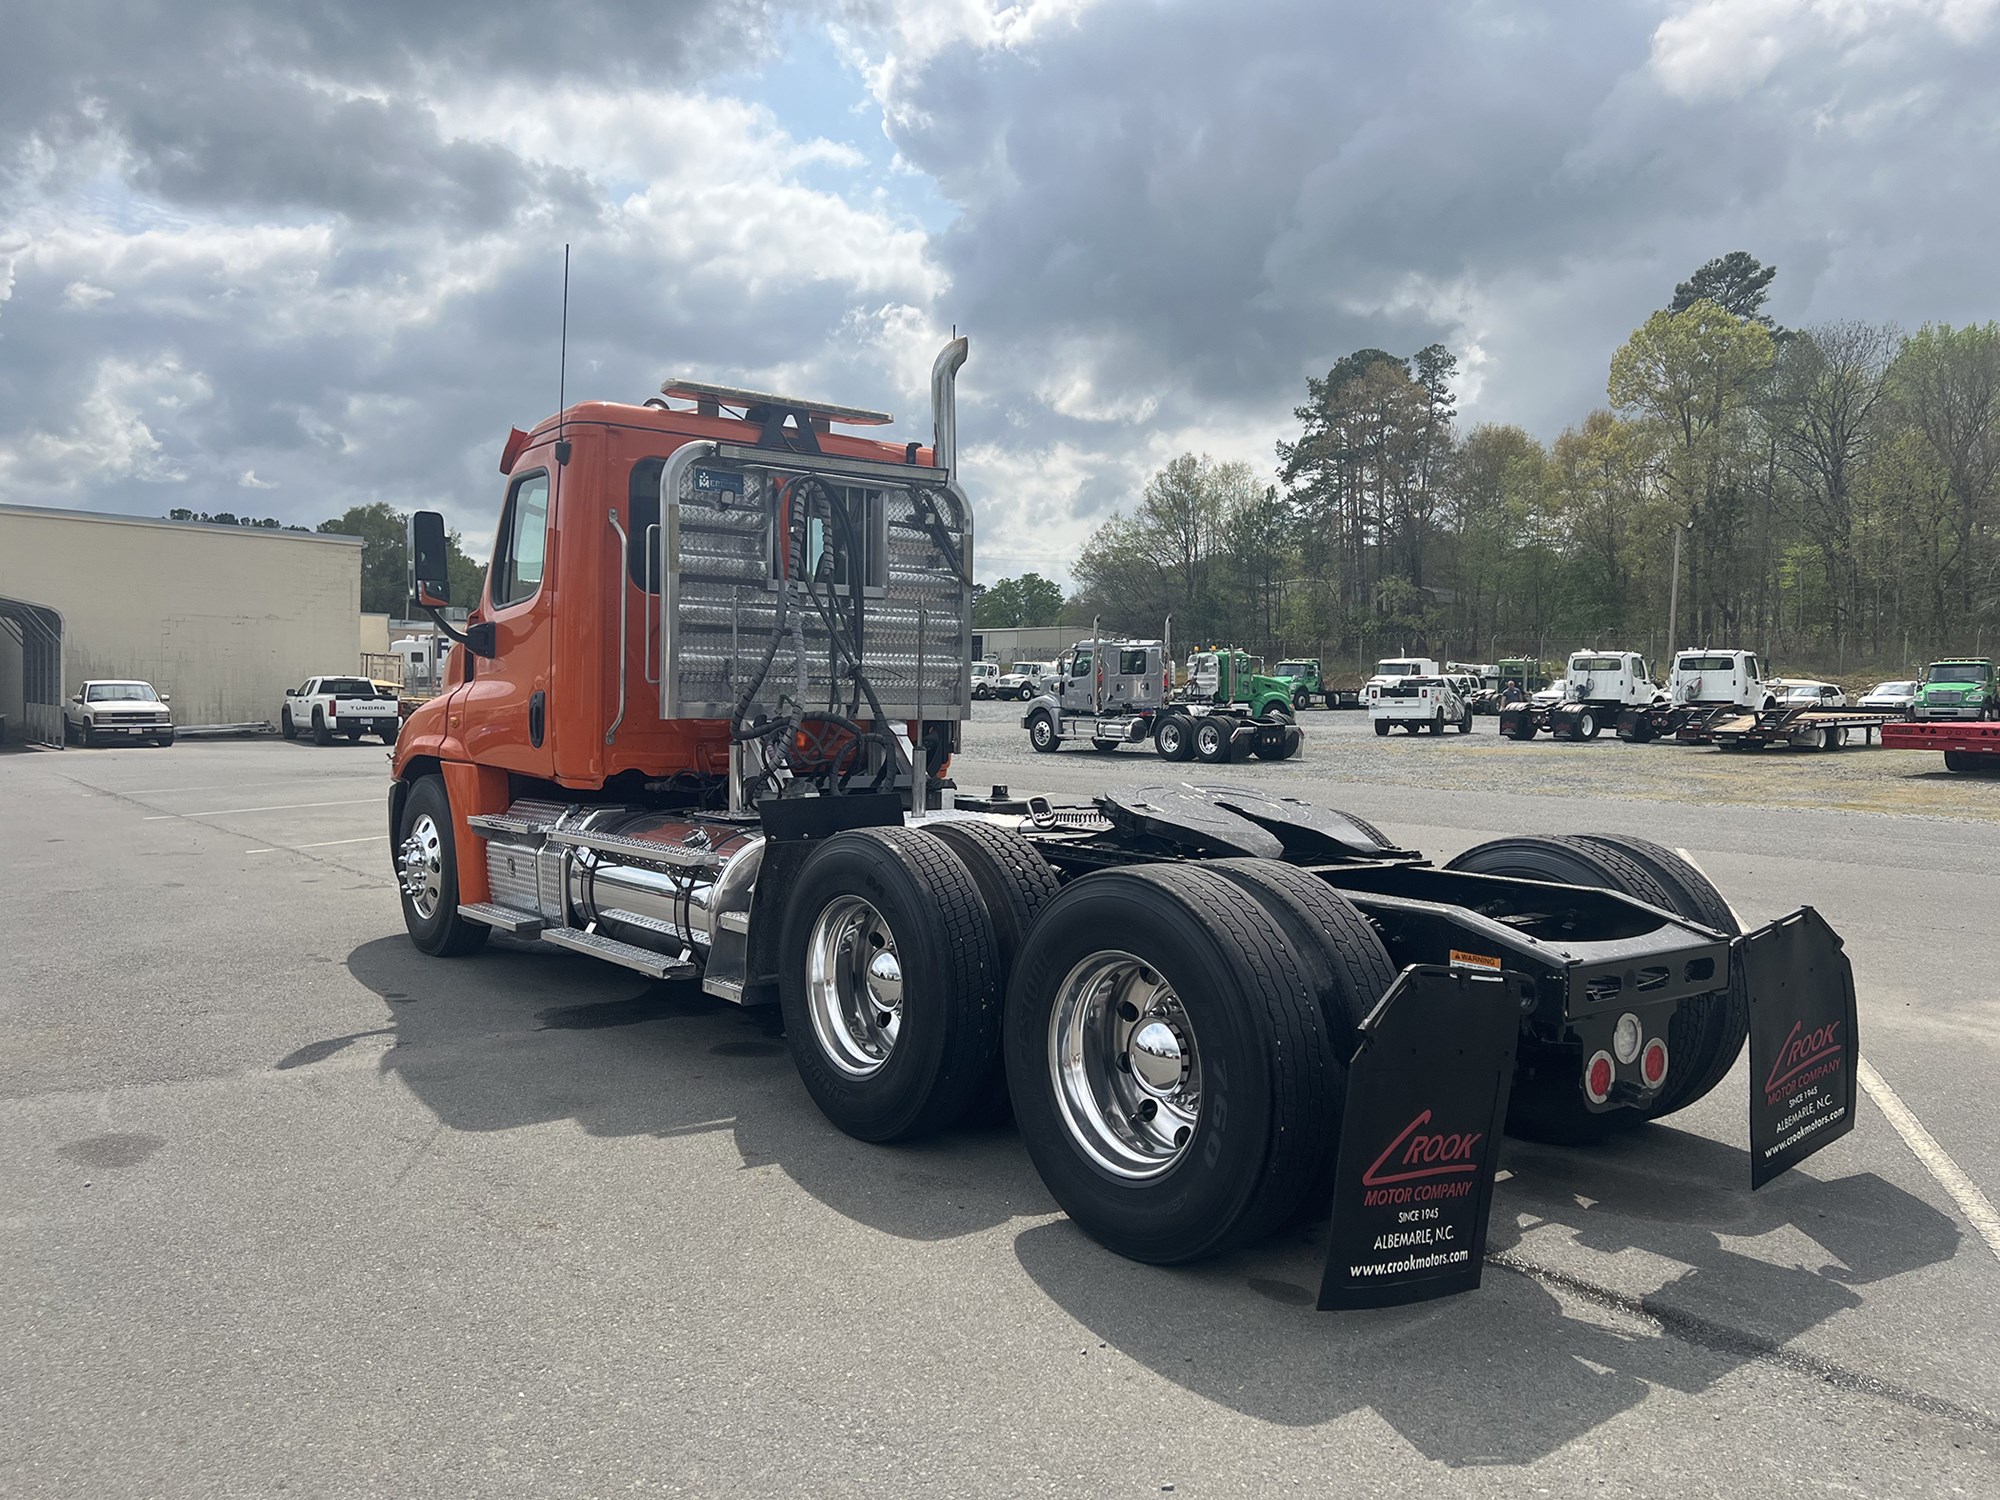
1857, 680, 1917, 715
282, 676, 401, 745
1775, 679, 1847, 709
1530, 678, 1568, 707
63, 680, 175, 747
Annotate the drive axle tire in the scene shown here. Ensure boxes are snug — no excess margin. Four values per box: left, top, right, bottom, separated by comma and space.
1005, 865, 1338, 1263
1154, 712, 1195, 762
1091, 738, 1123, 753
1207, 858, 1397, 1220
1508, 718, 1536, 741
280, 709, 297, 741
780, 827, 1003, 1143
1372, 718, 1391, 737
395, 775, 489, 958
1578, 711, 1601, 740
312, 709, 331, 747
920, 821, 1062, 1127
1570, 834, 1750, 1122
1193, 718, 1232, 763
1444, 835, 1680, 1144
1028, 710, 1060, 753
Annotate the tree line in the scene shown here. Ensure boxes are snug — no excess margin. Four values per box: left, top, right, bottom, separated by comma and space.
1061, 254, 2000, 677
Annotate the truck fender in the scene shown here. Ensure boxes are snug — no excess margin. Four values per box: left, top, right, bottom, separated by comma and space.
435, 761, 511, 906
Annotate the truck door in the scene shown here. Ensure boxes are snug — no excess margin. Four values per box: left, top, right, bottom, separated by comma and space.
1064, 647, 1095, 712
458, 465, 556, 775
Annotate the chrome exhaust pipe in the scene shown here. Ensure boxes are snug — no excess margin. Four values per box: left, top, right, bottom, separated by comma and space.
931, 336, 968, 480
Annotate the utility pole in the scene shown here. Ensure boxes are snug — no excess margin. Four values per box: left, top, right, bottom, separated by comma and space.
1666, 521, 1691, 663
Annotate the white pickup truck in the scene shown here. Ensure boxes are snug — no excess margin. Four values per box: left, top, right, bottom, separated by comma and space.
282, 675, 400, 746
1366, 660, 1472, 736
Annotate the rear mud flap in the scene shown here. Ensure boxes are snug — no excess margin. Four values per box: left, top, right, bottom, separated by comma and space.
1614, 708, 1653, 742
1740, 907, 1859, 1188
1318, 966, 1524, 1310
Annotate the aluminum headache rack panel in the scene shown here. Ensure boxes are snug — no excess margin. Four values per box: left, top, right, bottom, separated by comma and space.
659, 443, 974, 722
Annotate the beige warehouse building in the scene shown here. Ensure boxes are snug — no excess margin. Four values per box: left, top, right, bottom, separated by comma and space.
0, 503, 365, 739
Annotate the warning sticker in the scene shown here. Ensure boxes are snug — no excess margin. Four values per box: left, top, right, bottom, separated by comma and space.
1449, 950, 1501, 972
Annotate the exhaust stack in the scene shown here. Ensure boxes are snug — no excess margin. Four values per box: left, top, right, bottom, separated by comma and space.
931, 336, 969, 481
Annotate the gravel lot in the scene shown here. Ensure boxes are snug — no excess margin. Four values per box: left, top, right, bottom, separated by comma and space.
3, 724, 1997, 1498
972, 697, 1996, 823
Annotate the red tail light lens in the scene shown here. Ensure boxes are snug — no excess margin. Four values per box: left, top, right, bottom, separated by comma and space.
1584, 1051, 1614, 1104
1641, 1038, 1669, 1087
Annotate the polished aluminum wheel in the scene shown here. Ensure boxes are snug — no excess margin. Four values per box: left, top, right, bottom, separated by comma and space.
805, 895, 904, 1077
1049, 950, 1202, 1179
398, 812, 444, 919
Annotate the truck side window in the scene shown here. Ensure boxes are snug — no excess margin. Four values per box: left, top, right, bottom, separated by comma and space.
491, 471, 551, 609
629, 458, 663, 594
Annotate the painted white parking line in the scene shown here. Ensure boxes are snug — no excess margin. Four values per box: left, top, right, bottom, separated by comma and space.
1673, 846, 2000, 1268
114, 777, 383, 797
1857, 1058, 2000, 1266
245, 835, 389, 855
144, 798, 379, 820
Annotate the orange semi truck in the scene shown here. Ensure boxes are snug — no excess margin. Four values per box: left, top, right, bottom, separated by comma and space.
387, 340, 1860, 1308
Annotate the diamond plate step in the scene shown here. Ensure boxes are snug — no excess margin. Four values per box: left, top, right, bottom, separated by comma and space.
599, 907, 686, 940
458, 901, 546, 936
545, 827, 724, 869
538, 925, 697, 979
467, 812, 552, 844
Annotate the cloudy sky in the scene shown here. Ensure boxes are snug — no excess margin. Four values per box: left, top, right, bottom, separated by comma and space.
3, 0, 1997, 583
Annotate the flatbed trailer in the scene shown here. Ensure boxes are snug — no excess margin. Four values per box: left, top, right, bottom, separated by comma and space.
1708, 707, 1892, 751
1883, 718, 2000, 772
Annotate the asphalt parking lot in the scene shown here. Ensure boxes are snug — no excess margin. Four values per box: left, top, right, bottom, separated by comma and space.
4, 714, 1998, 1497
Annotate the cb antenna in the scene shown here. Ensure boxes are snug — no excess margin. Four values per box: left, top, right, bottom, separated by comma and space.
554, 244, 573, 466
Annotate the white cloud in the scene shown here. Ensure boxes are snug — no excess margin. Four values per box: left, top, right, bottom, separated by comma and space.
1649, 0, 2000, 100
3, 354, 210, 489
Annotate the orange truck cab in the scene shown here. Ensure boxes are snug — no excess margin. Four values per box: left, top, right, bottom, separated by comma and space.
389, 340, 975, 996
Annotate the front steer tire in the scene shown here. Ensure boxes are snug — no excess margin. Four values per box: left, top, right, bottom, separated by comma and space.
779, 827, 1002, 1143
1005, 864, 1338, 1264
1028, 710, 1060, 753
396, 775, 489, 957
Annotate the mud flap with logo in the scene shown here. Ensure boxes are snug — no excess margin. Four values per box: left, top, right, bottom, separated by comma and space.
1741, 906, 1858, 1189
1318, 966, 1524, 1310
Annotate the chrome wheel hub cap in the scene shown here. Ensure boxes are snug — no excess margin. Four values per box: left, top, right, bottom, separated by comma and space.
1049, 950, 1202, 1179
398, 813, 444, 919
805, 895, 903, 1077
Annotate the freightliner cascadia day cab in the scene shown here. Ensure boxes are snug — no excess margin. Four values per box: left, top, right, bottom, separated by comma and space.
388, 340, 1861, 1309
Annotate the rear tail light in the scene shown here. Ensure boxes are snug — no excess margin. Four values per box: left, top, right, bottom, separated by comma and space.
1583, 1051, 1614, 1105
1641, 1038, 1669, 1087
